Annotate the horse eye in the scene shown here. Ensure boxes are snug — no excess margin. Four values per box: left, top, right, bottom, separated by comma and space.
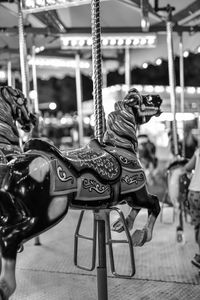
17, 97, 24, 106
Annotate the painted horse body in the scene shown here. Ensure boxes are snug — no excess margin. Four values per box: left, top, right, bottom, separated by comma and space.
0, 88, 162, 299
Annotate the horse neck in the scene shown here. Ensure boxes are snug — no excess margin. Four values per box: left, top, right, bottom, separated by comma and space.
103, 102, 138, 154
0, 102, 20, 149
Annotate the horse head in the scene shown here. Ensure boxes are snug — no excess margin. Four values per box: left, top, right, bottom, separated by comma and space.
0, 86, 36, 132
123, 88, 162, 124
104, 88, 162, 153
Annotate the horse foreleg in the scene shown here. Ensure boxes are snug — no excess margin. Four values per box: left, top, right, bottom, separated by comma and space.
0, 256, 17, 300
129, 188, 160, 246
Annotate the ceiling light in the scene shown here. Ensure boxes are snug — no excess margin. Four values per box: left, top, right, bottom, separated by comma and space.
155, 58, 162, 65
140, 0, 150, 32
132, 38, 139, 46
125, 39, 132, 46
142, 62, 148, 69
49, 102, 57, 110
183, 50, 189, 58
117, 39, 124, 46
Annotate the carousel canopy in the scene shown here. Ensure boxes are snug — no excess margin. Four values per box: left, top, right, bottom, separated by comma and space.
0, 0, 200, 78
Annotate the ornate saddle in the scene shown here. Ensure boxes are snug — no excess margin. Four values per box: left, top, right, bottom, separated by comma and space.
24, 138, 121, 183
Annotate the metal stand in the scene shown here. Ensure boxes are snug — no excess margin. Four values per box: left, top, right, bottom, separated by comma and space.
97, 218, 108, 300
74, 208, 135, 300
160, 194, 175, 224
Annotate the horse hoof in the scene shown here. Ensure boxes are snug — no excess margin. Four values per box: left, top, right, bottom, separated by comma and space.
176, 231, 185, 244
131, 228, 148, 247
111, 219, 124, 233
0, 287, 8, 300
111, 216, 133, 233
17, 244, 24, 253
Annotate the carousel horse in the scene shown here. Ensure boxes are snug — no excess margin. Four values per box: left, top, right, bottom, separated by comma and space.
0, 88, 162, 299
0, 85, 36, 177
166, 158, 190, 241
138, 134, 158, 186
138, 135, 157, 169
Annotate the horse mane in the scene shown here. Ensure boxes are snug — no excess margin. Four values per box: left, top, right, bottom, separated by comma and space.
0, 92, 20, 148
103, 100, 138, 154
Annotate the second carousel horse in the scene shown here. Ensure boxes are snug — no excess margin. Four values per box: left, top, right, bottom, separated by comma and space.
167, 158, 190, 241
0, 88, 162, 299
0, 85, 36, 185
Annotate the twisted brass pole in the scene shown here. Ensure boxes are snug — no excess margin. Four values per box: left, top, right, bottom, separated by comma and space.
166, 18, 179, 157
91, 0, 104, 143
31, 45, 39, 114
18, 0, 29, 99
179, 34, 185, 158
91, 2, 108, 300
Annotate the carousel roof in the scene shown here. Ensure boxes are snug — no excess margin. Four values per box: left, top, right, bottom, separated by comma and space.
0, 0, 200, 78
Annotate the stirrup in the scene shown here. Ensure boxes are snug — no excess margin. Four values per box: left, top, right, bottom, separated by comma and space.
74, 207, 135, 278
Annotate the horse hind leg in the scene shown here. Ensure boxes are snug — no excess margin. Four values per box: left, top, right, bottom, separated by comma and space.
0, 191, 36, 299
0, 216, 36, 300
0, 251, 17, 300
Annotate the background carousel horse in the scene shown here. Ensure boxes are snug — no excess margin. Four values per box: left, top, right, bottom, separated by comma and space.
0, 88, 162, 299
166, 158, 191, 242
0, 86, 36, 147
0, 85, 36, 182
138, 134, 158, 186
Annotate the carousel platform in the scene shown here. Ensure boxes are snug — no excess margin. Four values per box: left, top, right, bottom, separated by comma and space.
11, 205, 200, 300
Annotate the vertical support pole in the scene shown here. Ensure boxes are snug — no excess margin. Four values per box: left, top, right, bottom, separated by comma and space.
179, 34, 185, 157
166, 17, 179, 157
198, 113, 200, 147
97, 219, 108, 300
7, 60, 12, 86
75, 52, 84, 147
91, 0, 107, 299
31, 48, 42, 247
91, 0, 104, 143
31, 45, 39, 114
12, 72, 16, 88
18, 0, 30, 150
125, 47, 131, 90
18, 0, 29, 99
102, 62, 107, 88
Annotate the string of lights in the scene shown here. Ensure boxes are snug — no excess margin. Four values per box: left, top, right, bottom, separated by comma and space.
22, 0, 93, 13
60, 34, 157, 49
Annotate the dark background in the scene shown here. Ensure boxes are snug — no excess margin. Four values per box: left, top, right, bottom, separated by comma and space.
11, 52, 200, 114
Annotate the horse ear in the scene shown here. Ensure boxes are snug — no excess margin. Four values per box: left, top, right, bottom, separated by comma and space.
1, 86, 11, 102
124, 88, 141, 106
6, 86, 18, 97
